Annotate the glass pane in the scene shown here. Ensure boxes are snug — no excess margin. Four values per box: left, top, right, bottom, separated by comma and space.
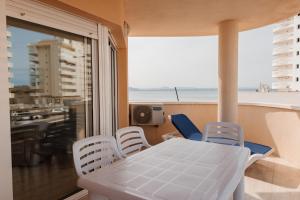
7, 18, 93, 200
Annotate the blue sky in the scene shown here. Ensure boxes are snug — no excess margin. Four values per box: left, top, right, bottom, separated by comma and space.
8, 26, 53, 85
128, 24, 275, 89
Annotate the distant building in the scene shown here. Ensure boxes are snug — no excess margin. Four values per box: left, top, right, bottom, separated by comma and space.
272, 13, 300, 91
28, 38, 92, 103
7, 30, 14, 98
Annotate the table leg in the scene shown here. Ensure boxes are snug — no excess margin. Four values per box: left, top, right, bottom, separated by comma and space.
233, 176, 244, 200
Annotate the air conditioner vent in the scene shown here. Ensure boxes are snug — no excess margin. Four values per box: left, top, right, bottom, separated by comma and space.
133, 105, 152, 124
130, 104, 164, 125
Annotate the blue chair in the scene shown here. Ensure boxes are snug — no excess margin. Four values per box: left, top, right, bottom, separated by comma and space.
169, 114, 273, 167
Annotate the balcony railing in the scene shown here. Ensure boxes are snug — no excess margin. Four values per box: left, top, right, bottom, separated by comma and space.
272, 69, 293, 78
6, 31, 11, 37
273, 33, 294, 44
272, 81, 294, 90
272, 46, 293, 56
272, 58, 293, 67
273, 20, 294, 33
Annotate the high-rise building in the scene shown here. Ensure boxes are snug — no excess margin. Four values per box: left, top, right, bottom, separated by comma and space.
272, 13, 300, 91
7, 30, 14, 98
28, 38, 92, 103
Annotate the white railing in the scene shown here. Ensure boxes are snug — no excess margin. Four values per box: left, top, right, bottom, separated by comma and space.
273, 33, 294, 43
6, 31, 11, 37
7, 52, 12, 58
272, 82, 293, 90
272, 58, 293, 66
272, 46, 293, 55
272, 69, 293, 78
273, 20, 294, 33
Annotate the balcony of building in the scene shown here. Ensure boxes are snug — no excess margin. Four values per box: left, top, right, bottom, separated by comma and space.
273, 32, 294, 44
272, 45, 294, 56
272, 57, 294, 67
273, 18, 294, 34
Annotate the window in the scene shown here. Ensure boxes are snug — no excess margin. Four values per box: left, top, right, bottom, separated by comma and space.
297, 38, 300, 43
297, 64, 299, 69
297, 77, 299, 82
297, 51, 300, 56
8, 18, 93, 200
298, 24, 300, 29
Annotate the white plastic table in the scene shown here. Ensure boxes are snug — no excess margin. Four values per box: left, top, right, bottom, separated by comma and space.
78, 138, 250, 200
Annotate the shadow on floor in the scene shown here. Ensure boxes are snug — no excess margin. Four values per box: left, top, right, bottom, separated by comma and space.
246, 159, 300, 189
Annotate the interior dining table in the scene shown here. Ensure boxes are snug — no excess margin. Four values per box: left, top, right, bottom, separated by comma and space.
77, 138, 250, 200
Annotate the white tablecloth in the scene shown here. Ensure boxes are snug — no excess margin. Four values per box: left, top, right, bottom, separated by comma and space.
78, 138, 250, 200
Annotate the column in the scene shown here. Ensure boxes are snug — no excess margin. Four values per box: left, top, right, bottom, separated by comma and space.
218, 20, 239, 123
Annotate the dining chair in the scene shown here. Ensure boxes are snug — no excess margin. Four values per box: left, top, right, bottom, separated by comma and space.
116, 126, 151, 157
169, 114, 273, 168
203, 122, 244, 146
73, 135, 122, 176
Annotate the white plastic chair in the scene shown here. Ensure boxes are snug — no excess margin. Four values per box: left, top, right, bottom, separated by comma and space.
203, 122, 244, 147
72, 135, 122, 176
116, 126, 151, 157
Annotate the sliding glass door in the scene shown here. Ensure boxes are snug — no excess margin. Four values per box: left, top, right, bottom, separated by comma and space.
7, 18, 93, 200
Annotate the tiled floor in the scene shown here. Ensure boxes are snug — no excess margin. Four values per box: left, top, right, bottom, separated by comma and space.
79, 156, 300, 200
245, 157, 300, 200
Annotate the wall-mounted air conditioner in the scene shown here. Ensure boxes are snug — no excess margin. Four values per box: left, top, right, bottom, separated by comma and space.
130, 104, 164, 125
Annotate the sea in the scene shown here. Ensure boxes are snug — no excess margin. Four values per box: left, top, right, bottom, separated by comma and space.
129, 88, 256, 102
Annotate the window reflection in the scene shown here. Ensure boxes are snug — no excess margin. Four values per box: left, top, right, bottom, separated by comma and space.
8, 18, 93, 200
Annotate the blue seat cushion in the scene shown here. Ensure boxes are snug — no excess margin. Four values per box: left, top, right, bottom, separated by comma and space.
188, 132, 202, 141
244, 141, 272, 155
171, 114, 203, 140
170, 114, 272, 156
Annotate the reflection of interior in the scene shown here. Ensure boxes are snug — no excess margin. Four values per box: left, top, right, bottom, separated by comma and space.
11, 107, 78, 166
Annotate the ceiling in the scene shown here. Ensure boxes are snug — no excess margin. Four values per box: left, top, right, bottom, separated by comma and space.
125, 0, 300, 36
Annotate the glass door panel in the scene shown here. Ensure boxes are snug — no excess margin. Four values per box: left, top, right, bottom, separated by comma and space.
7, 18, 93, 200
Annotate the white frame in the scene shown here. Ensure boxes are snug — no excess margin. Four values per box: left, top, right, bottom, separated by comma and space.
5, 0, 98, 39
109, 36, 119, 133
0, 1, 13, 200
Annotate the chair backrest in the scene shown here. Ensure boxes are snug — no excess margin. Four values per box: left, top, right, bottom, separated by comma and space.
168, 114, 203, 140
116, 126, 151, 157
203, 122, 244, 146
72, 135, 122, 176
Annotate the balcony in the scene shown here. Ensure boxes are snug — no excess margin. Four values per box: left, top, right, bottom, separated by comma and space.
272, 69, 293, 78
6, 30, 11, 37
273, 19, 294, 33
60, 77, 75, 83
272, 46, 293, 56
60, 69, 76, 76
6, 40, 12, 48
272, 81, 293, 90
273, 33, 294, 44
272, 58, 293, 67
7, 62, 13, 68
7, 51, 12, 58
61, 83, 77, 90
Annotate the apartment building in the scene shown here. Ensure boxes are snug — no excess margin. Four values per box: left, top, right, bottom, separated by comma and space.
7, 30, 14, 97
28, 38, 92, 103
272, 13, 300, 91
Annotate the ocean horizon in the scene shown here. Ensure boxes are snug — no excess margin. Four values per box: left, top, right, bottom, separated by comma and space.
129, 87, 256, 102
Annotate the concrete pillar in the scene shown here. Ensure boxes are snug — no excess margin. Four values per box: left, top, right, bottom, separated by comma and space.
218, 20, 239, 123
